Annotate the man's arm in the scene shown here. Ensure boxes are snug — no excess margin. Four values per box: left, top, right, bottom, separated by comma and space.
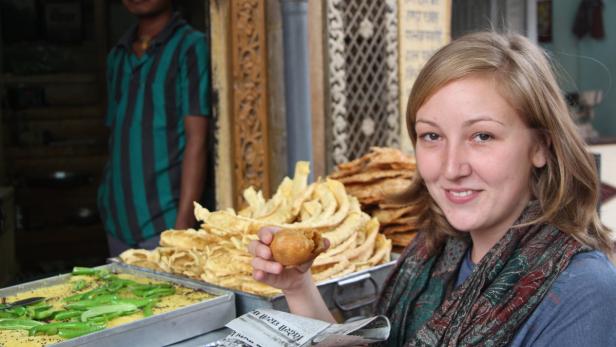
175, 115, 209, 229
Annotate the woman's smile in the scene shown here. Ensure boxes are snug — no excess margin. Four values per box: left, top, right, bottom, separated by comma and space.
444, 188, 481, 204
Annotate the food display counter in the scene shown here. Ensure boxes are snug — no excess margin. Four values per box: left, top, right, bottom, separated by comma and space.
0, 257, 398, 346
0, 157, 413, 345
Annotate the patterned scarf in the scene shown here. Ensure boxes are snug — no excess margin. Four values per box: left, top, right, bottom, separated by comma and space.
377, 202, 589, 346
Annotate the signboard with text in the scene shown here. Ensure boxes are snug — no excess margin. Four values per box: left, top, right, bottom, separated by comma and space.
398, 0, 451, 152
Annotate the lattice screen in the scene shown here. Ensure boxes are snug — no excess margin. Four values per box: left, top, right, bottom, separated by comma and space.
325, 0, 400, 168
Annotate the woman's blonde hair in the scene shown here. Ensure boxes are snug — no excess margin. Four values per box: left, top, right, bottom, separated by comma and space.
403, 31, 614, 257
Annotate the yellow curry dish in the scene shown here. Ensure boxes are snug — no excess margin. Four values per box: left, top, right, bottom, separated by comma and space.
0, 267, 216, 347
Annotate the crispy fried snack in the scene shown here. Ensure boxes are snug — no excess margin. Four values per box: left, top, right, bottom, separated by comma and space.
329, 147, 422, 248
119, 161, 392, 297
271, 229, 326, 266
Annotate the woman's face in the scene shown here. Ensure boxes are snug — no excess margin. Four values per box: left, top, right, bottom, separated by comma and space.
414, 75, 546, 238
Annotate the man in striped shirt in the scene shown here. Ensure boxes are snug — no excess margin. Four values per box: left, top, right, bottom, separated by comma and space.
98, 0, 212, 256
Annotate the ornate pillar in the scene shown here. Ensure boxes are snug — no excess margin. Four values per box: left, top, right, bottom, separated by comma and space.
210, 0, 272, 208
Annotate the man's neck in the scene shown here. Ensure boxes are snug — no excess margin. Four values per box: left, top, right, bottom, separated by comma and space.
136, 10, 173, 41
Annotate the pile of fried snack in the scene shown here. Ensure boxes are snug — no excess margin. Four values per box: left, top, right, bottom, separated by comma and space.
329, 147, 423, 248
119, 162, 391, 296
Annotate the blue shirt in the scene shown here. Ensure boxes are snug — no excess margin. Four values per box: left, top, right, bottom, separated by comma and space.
455, 250, 616, 347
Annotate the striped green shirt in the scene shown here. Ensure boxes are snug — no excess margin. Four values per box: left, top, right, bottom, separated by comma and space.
98, 14, 210, 245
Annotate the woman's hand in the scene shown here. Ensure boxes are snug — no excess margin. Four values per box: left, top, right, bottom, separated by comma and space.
247, 226, 328, 294
248, 226, 336, 322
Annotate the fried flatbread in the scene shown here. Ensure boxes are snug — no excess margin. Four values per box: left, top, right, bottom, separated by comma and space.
312, 258, 355, 282
345, 218, 379, 262
345, 177, 412, 205
373, 205, 418, 225
387, 232, 418, 247
160, 229, 220, 250
382, 221, 420, 235
336, 169, 413, 184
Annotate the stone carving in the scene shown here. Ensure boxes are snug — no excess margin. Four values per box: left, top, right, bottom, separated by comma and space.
327, 0, 350, 165
326, 0, 401, 166
384, 0, 401, 148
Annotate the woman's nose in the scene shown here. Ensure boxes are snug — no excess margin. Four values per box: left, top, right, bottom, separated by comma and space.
443, 144, 472, 180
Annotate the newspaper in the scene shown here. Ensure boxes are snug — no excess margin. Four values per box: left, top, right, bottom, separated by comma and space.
205, 308, 390, 347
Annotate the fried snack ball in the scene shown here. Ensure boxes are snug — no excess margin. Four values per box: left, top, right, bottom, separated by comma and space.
271, 229, 326, 266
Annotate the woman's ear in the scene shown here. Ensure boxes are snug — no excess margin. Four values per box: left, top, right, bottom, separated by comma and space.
531, 134, 549, 168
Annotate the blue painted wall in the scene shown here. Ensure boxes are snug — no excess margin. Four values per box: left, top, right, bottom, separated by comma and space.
540, 0, 616, 136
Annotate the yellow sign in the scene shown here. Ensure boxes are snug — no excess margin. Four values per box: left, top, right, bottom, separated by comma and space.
398, 0, 451, 152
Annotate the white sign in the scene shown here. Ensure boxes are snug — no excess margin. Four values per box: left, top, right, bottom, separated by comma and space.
398, 0, 452, 152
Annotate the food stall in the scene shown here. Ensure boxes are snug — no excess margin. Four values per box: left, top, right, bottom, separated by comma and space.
0, 148, 420, 346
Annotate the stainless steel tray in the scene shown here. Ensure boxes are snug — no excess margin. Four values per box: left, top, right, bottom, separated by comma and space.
110, 254, 399, 319
232, 255, 399, 318
0, 263, 235, 347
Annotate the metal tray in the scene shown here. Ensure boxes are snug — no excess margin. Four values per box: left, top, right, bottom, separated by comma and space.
110, 254, 399, 319
0, 263, 235, 347
232, 255, 399, 318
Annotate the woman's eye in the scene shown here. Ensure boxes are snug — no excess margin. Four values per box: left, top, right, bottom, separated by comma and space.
473, 132, 492, 142
420, 132, 440, 141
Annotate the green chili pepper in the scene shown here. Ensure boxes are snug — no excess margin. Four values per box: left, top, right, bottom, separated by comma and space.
134, 283, 172, 290
72, 267, 98, 276
85, 287, 110, 300
7, 306, 26, 317
26, 308, 36, 319
143, 287, 175, 298
63, 287, 108, 303
29, 324, 58, 336
87, 316, 108, 324
32, 301, 49, 308
29, 321, 103, 336
132, 283, 174, 297
63, 292, 87, 303
95, 269, 113, 280
55, 310, 83, 321
0, 318, 45, 330
33, 309, 56, 320
105, 281, 126, 293
80, 303, 137, 322
118, 278, 138, 286
102, 311, 124, 321
25, 304, 51, 320
64, 287, 107, 303
72, 279, 86, 291
114, 298, 156, 308
0, 312, 17, 319
65, 295, 118, 310
143, 302, 154, 317
57, 323, 105, 338
30, 303, 52, 312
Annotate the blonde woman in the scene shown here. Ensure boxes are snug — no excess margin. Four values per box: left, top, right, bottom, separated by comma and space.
248, 32, 616, 346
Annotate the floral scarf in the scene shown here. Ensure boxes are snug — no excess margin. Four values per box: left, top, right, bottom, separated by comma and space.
376, 202, 589, 346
